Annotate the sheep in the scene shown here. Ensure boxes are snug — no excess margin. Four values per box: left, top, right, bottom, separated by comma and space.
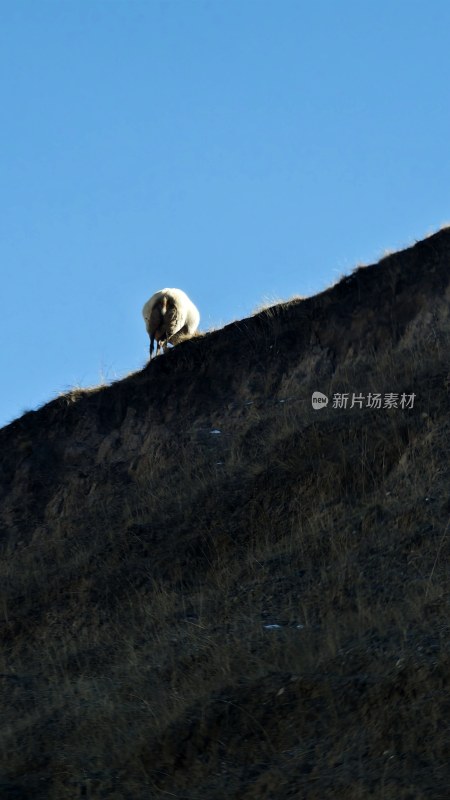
142, 288, 200, 359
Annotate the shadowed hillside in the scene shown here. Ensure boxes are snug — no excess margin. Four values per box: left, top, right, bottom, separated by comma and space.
1, 229, 450, 799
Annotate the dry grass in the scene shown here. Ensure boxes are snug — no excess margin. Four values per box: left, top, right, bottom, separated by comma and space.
2, 232, 450, 798
252, 294, 306, 315
1, 338, 450, 799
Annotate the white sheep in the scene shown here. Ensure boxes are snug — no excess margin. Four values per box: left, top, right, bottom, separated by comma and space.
142, 288, 200, 359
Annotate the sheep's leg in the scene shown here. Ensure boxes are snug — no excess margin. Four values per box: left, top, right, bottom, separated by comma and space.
149, 334, 155, 359
168, 325, 189, 348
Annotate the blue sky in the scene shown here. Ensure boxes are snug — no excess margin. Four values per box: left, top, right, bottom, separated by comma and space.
1, 0, 450, 428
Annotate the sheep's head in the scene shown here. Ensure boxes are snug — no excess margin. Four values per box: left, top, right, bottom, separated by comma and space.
159, 295, 174, 315
162, 297, 181, 337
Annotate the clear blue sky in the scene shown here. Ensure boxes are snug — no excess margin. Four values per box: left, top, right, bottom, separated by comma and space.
1, 0, 450, 428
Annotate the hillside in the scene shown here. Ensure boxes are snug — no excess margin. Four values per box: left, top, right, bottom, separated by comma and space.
1, 229, 450, 799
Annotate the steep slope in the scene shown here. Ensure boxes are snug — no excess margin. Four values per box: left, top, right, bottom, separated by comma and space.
1, 229, 450, 799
